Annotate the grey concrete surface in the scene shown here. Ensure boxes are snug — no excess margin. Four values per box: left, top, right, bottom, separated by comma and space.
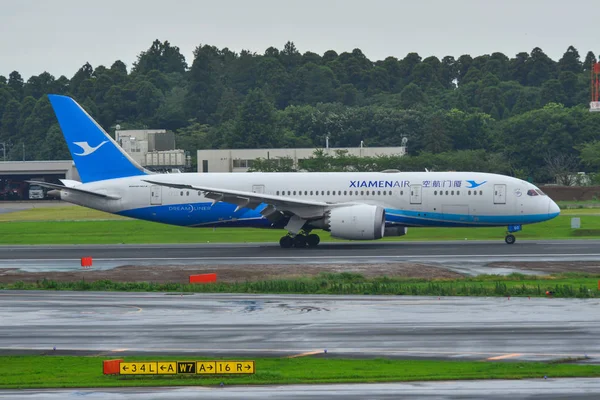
2, 379, 600, 399
1, 292, 599, 362
0, 201, 70, 212
1, 240, 600, 273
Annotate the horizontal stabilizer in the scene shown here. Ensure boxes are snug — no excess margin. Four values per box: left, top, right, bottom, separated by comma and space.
26, 181, 121, 200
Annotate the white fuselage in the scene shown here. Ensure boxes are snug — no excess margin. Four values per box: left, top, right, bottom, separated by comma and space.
59, 171, 559, 229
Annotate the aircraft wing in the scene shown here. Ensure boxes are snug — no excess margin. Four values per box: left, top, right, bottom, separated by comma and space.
143, 179, 340, 219
26, 181, 121, 200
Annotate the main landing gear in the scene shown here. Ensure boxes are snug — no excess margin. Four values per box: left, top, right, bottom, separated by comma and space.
279, 233, 321, 248
504, 224, 522, 245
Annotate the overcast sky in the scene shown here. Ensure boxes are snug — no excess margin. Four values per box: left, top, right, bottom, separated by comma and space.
1, 0, 596, 79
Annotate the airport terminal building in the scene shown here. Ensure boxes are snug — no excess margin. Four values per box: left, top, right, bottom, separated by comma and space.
196, 146, 407, 173
0, 145, 406, 199
0, 160, 79, 200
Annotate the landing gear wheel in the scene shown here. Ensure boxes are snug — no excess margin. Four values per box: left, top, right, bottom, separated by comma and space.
279, 236, 293, 248
293, 234, 307, 248
505, 234, 516, 245
306, 234, 320, 247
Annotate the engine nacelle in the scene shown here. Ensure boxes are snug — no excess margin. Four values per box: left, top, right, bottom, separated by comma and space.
326, 204, 385, 240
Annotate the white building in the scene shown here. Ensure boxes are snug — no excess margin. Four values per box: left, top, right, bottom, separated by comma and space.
196, 147, 406, 173
115, 129, 189, 170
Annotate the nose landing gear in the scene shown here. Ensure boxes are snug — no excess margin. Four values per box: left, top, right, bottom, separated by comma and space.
505, 224, 522, 245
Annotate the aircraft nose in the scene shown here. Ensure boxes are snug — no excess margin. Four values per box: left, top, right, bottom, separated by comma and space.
548, 198, 560, 217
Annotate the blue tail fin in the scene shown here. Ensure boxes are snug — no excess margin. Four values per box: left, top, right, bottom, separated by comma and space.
48, 94, 148, 183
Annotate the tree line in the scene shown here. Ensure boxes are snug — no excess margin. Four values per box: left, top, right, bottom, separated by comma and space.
1, 39, 599, 182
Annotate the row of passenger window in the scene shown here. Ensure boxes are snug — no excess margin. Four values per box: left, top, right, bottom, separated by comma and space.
276, 190, 398, 196
174, 189, 484, 197
177, 191, 202, 196
433, 190, 483, 196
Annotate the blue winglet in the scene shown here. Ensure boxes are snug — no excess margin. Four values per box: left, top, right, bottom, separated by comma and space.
48, 94, 147, 183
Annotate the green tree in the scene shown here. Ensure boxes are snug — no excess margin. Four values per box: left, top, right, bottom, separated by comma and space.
40, 124, 70, 160
540, 79, 565, 106
70, 62, 94, 91
0, 88, 14, 122
185, 45, 222, 123
230, 89, 278, 148
155, 87, 187, 130
133, 39, 187, 74
20, 96, 56, 160
0, 99, 20, 141
583, 51, 597, 71
7, 71, 24, 99
579, 140, 600, 170
509, 52, 530, 85
527, 47, 555, 86
558, 71, 580, 106
280, 41, 302, 70
17, 96, 37, 135
398, 52, 422, 83
293, 63, 338, 103
329, 49, 372, 88
558, 46, 582, 74
175, 122, 213, 156
421, 112, 452, 153
24, 72, 55, 99
135, 81, 163, 120
214, 88, 240, 123
399, 83, 425, 109
440, 56, 457, 88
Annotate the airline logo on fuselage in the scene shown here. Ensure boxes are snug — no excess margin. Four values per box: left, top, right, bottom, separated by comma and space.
350, 180, 410, 188
349, 179, 488, 189
466, 180, 487, 188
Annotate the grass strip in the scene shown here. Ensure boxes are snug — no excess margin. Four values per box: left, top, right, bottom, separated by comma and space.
1, 356, 600, 389
558, 200, 600, 209
2, 273, 599, 298
0, 206, 599, 244
1, 212, 600, 244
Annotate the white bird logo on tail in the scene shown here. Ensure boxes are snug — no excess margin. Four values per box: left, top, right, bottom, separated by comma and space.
72, 141, 108, 156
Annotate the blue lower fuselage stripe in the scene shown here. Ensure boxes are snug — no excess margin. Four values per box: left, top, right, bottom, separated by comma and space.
117, 202, 556, 228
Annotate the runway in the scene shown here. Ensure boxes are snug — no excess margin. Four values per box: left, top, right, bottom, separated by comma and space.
3, 292, 600, 399
0, 201, 71, 215
1, 292, 599, 362
4, 379, 600, 399
1, 240, 600, 273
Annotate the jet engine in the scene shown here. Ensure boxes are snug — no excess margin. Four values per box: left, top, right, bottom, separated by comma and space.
325, 204, 386, 240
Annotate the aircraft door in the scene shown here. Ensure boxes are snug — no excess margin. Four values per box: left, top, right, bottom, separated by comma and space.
410, 184, 422, 204
150, 185, 162, 205
494, 184, 506, 204
252, 185, 265, 194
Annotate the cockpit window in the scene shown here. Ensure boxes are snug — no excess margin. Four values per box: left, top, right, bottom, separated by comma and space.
527, 189, 538, 196
535, 189, 546, 196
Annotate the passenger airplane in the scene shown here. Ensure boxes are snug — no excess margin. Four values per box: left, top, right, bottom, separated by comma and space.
31, 95, 560, 247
